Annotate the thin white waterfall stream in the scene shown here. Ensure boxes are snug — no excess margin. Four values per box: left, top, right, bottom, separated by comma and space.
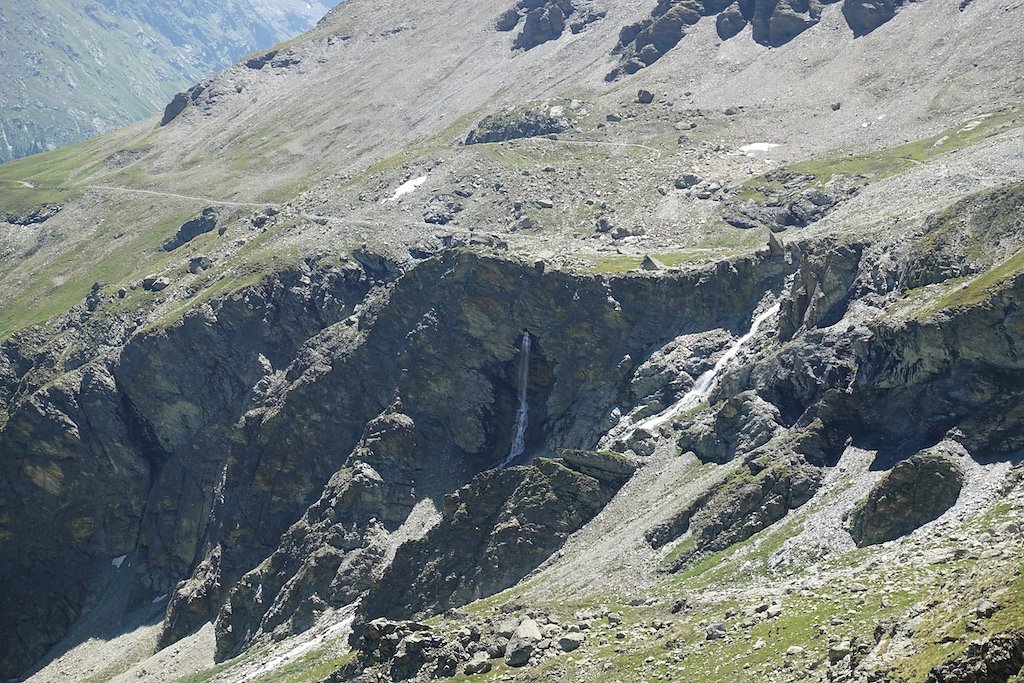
498, 332, 532, 468
628, 303, 781, 435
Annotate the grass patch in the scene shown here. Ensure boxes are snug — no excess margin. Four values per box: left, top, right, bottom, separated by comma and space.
250, 648, 354, 683
145, 223, 301, 332
0, 206, 197, 339
790, 104, 1023, 185
176, 648, 262, 683
736, 104, 1023, 204
926, 248, 1024, 313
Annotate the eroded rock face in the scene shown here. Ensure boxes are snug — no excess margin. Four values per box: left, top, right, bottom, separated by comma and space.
207, 407, 417, 657
849, 444, 965, 546
607, 0, 913, 78
357, 453, 636, 625
106, 249, 788, 665
10, 207, 1024, 676
496, 0, 605, 50
0, 264, 372, 677
927, 631, 1024, 683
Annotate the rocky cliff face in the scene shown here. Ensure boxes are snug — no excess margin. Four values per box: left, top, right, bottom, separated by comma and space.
606, 0, 911, 79
0, 245, 794, 676
2, 0, 1024, 680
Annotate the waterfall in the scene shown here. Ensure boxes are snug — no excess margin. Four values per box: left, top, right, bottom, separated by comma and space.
497, 331, 531, 468
629, 303, 781, 435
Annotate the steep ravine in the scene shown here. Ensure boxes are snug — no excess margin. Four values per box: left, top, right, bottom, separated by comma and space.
0, 246, 794, 677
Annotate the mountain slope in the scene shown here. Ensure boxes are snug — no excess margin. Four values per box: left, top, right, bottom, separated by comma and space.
0, 0, 333, 163
1, 0, 1024, 681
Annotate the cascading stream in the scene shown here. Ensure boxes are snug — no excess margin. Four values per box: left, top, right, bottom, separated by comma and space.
497, 331, 531, 468
628, 302, 781, 435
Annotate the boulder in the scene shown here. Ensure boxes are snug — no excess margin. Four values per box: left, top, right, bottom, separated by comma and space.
675, 173, 701, 189
716, 4, 748, 39
843, 0, 902, 37
189, 256, 213, 274
496, 7, 522, 31
505, 618, 542, 666
142, 276, 171, 292
423, 196, 464, 225
162, 207, 219, 251
244, 50, 278, 69
515, 5, 567, 50
465, 651, 492, 674
849, 444, 965, 546
558, 632, 585, 651
641, 255, 666, 271
636, 89, 655, 104
160, 82, 207, 126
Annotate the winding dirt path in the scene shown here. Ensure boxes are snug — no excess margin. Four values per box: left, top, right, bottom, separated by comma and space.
86, 185, 278, 209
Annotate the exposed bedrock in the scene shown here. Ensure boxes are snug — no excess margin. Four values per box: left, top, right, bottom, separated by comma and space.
0, 248, 793, 675
0, 263, 372, 678
7, 197, 1024, 674
356, 451, 638, 625
607, 0, 911, 78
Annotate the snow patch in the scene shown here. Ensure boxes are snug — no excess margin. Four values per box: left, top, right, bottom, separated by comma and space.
739, 142, 779, 153
383, 176, 427, 203
237, 615, 355, 683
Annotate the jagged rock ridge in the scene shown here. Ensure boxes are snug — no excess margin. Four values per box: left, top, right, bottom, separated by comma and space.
607, 0, 909, 79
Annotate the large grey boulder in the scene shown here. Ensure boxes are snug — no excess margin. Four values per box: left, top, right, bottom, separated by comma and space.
849, 443, 966, 546
505, 618, 542, 666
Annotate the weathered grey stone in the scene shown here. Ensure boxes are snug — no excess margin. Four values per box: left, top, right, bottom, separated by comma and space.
558, 632, 584, 651
849, 444, 965, 547
505, 618, 542, 666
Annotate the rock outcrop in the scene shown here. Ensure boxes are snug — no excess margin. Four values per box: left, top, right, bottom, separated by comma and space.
357, 452, 637, 624
2, 204, 61, 226
927, 631, 1024, 683
607, 0, 913, 78
465, 105, 573, 144
496, 0, 605, 50
849, 444, 965, 546
677, 390, 784, 464
162, 207, 220, 251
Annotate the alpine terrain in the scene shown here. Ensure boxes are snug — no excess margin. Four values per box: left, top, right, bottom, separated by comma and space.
0, 0, 333, 163
1, 0, 1024, 681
